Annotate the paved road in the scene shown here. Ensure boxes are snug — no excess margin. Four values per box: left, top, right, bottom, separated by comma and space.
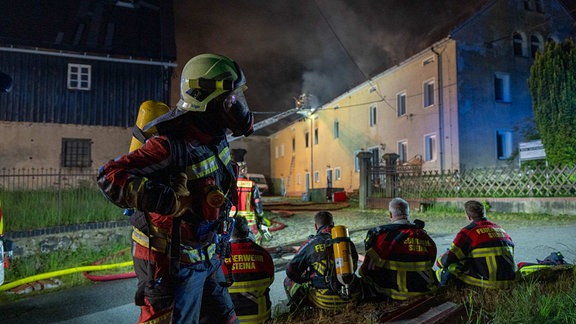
1, 225, 575, 323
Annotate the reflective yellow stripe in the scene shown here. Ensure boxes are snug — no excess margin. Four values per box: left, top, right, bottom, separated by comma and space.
237, 180, 253, 188
307, 288, 357, 310
469, 246, 514, 258
186, 156, 219, 180
219, 146, 231, 165
181, 243, 216, 263
228, 277, 273, 294
458, 274, 516, 289
132, 227, 167, 253
365, 249, 433, 271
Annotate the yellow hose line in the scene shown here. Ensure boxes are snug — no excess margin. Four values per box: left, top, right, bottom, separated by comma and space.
0, 261, 134, 292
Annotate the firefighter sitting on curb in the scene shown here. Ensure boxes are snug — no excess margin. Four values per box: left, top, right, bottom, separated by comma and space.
284, 211, 360, 311
435, 200, 518, 289
359, 197, 438, 301
221, 216, 275, 323
230, 162, 271, 245
97, 53, 254, 324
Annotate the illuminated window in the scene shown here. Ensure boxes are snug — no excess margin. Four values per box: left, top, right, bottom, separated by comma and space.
67, 63, 91, 90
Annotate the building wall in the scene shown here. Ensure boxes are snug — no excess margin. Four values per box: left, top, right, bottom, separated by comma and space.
270, 40, 459, 197
0, 121, 131, 170
453, 0, 575, 169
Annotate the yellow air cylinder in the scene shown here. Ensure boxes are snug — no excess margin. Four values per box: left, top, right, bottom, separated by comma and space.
128, 100, 171, 152
331, 225, 354, 294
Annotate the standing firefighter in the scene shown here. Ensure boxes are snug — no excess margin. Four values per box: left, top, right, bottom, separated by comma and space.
97, 53, 254, 324
231, 163, 271, 244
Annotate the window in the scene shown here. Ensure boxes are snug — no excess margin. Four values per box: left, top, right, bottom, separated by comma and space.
67, 63, 91, 90
530, 34, 543, 57
280, 143, 285, 157
275, 146, 279, 159
292, 137, 295, 153
314, 128, 319, 145
422, 56, 435, 65
424, 134, 436, 162
305, 131, 309, 148
369, 105, 377, 127
423, 80, 434, 107
314, 171, 319, 183
335, 167, 341, 180
397, 140, 408, 164
354, 149, 361, 172
494, 72, 511, 102
513, 32, 526, 57
61, 138, 92, 168
333, 119, 340, 138
496, 130, 512, 160
397, 92, 406, 117
297, 175, 301, 185
523, 0, 532, 10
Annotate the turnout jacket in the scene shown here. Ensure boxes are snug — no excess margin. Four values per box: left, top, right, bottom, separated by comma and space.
286, 225, 359, 310
223, 238, 274, 324
360, 221, 437, 300
231, 177, 264, 241
436, 218, 517, 288
97, 129, 237, 263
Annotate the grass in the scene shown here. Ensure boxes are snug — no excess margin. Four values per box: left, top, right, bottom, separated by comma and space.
270, 267, 576, 323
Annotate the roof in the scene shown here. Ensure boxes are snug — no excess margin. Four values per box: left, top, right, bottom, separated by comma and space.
0, 0, 176, 61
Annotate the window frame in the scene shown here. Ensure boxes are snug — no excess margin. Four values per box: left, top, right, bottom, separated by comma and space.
67, 63, 92, 90
494, 72, 511, 103
423, 79, 435, 108
61, 138, 92, 168
369, 105, 377, 127
496, 129, 513, 160
424, 133, 437, 162
397, 91, 407, 117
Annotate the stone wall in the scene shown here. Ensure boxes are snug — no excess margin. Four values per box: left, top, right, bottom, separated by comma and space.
5, 221, 132, 258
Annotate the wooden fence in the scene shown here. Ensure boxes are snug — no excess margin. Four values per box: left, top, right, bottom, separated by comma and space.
370, 165, 576, 198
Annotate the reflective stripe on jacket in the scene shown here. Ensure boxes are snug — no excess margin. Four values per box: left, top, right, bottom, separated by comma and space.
360, 223, 438, 300
436, 219, 517, 289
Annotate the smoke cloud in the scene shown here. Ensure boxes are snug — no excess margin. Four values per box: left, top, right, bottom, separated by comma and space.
174, 0, 487, 129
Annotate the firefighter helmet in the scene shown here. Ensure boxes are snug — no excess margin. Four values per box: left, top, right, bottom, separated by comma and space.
143, 54, 254, 137
177, 53, 246, 112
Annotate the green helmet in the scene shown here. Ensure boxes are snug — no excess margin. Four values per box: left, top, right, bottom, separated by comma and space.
177, 53, 246, 112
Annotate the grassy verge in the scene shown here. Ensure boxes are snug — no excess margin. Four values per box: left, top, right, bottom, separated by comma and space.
270, 267, 576, 323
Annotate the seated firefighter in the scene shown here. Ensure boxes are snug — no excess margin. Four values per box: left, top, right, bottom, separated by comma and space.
435, 200, 517, 289
360, 198, 438, 301
284, 211, 360, 311
221, 216, 275, 323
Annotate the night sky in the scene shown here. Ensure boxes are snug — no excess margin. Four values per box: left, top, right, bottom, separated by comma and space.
173, 0, 489, 125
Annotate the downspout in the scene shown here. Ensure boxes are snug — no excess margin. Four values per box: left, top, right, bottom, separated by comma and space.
431, 46, 445, 171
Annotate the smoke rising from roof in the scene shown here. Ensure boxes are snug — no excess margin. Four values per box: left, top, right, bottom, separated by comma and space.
174, 0, 487, 130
